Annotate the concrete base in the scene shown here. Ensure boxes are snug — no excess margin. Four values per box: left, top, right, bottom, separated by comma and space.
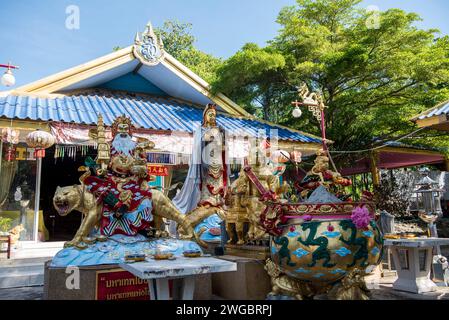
12, 242, 64, 260
43, 261, 212, 300
225, 244, 270, 260
392, 277, 437, 294
212, 255, 271, 300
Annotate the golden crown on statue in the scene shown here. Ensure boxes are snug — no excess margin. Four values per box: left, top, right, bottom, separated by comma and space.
111, 115, 134, 137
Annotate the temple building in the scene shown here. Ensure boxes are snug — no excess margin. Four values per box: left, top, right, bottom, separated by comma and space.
412, 99, 449, 132
0, 23, 322, 244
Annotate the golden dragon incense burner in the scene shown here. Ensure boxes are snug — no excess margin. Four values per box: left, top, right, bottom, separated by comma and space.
268, 201, 383, 284
241, 146, 383, 299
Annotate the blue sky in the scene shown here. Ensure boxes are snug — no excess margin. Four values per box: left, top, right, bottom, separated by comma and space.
0, 0, 448, 88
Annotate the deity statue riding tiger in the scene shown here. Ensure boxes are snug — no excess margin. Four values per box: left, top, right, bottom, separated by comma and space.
53, 114, 210, 249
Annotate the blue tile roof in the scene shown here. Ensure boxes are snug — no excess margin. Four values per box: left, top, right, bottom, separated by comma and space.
418, 100, 449, 120
0, 93, 320, 143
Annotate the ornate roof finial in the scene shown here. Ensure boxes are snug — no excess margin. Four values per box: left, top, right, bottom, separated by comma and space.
144, 21, 153, 34
158, 36, 164, 51
134, 31, 141, 44
133, 20, 164, 66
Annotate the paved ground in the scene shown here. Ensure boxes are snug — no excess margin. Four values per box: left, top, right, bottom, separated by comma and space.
366, 272, 449, 300
0, 286, 43, 300
371, 285, 449, 300
1, 276, 448, 300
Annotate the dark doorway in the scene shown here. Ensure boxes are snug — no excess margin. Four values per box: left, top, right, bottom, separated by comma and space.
40, 145, 88, 241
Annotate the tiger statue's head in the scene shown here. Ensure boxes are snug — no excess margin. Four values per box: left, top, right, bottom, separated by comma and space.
53, 185, 81, 216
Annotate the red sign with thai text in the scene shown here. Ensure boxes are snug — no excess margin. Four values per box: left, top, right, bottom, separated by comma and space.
147, 164, 169, 176
96, 269, 150, 300
96, 269, 173, 300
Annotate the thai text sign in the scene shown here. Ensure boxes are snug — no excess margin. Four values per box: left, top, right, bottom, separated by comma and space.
147, 164, 169, 176
96, 269, 149, 300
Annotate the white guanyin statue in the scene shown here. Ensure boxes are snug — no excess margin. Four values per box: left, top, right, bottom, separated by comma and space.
172, 104, 229, 241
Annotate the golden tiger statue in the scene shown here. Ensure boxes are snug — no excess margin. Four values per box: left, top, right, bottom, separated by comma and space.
53, 185, 208, 249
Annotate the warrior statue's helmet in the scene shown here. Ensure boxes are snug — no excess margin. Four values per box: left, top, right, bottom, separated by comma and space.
112, 115, 134, 138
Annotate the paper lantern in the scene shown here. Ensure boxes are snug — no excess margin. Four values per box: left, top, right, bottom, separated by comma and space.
292, 106, 302, 118
1, 69, 15, 87
26, 130, 55, 149
26, 130, 55, 158
1, 128, 19, 144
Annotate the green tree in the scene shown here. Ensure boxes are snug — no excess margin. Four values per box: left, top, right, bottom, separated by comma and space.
212, 0, 449, 165
211, 43, 286, 118
155, 20, 223, 83
155, 20, 195, 58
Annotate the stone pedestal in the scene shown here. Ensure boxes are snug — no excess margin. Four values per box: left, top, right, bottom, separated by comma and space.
385, 238, 449, 294
212, 255, 271, 300
119, 256, 236, 300
44, 261, 212, 300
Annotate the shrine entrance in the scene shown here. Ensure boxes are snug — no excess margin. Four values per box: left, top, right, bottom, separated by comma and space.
39, 146, 85, 242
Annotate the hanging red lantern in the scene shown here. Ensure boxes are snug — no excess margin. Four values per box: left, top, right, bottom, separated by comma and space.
5, 144, 16, 161
34, 149, 46, 158
26, 130, 55, 158
2, 128, 19, 162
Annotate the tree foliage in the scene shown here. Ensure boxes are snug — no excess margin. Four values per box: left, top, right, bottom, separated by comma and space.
155, 20, 222, 83
211, 0, 449, 165
211, 43, 286, 118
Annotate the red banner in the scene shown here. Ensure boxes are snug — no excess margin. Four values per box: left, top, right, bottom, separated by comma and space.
147, 164, 169, 176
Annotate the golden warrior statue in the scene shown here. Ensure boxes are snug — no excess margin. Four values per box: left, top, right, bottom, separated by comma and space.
80, 115, 156, 236
53, 115, 212, 248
